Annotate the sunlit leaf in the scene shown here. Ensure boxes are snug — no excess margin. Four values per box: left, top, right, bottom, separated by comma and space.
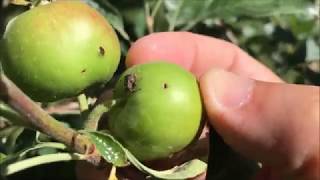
212, 0, 310, 17
2, 153, 85, 176
125, 148, 207, 179
86, 131, 128, 167
18, 142, 67, 157
87, 131, 207, 179
0, 153, 7, 163
163, 0, 311, 30
9, 0, 30, 6
306, 38, 320, 62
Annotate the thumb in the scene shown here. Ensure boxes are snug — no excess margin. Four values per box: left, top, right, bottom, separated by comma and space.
200, 69, 319, 180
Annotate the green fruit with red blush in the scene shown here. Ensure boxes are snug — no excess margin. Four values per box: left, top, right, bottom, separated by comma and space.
0, 1, 120, 102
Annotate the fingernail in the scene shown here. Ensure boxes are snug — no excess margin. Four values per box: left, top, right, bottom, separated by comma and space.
203, 69, 254, 110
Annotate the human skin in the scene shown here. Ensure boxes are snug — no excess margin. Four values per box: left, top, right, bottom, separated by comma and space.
77, 32, 319, 180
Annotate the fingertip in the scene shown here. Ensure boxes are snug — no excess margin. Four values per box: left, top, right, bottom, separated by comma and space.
126, 32, 197, 71
126, 32, 281, 82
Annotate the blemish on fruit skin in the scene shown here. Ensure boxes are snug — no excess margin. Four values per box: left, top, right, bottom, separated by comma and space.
163, 83, 168, 89
124, 74, 137, 92
81, 69, 87, 74
99, 46, 105, 56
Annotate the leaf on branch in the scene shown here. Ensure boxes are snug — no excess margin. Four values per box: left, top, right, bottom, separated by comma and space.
163, 0, 311, 30
83, 0, 130, 41
306, 38, 320, 62
212, 0, 311, 17
18, 142, 67, 158
86, 131, 128, 167
1, 153, 85, 176
0, 153, 7, 163
0, 141, 68, 170
9, 0, 31, 6
4, 127, 24, 153
86, 131, 207, 179
125, 149, 207, 180
0, 101, 29, 126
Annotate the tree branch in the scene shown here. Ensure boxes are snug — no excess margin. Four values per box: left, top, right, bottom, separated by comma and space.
0, 74, 93, 155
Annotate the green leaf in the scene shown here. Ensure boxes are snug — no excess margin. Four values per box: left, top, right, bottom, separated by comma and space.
86, 131, 128, 167
18, 142, 67, 158
164, 0, 214, 28
125, 148, 207, 180
83, 0, 130, 41
4, 127, 24, 153
0, 141, 67, 170
8, 0, 30, 6
87, 131, 207, 179
0, 101, 28, 126
1, 153, 85, 176
212, 0, 310, 17
306, 38, 320, 62
163, 0, 311, 30
122, 7, 147, 37
0, 153, 7, 164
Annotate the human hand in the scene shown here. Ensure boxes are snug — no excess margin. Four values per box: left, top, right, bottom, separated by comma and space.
126, 32, 319, 180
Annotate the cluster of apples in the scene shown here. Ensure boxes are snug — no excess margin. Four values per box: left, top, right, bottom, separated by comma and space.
0, 1, 202, 161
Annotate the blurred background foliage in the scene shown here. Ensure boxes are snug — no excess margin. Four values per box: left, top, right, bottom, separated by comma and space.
0, 0, 319, 180
1, 0, 319, 85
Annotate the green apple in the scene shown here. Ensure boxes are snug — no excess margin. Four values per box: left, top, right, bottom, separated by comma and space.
107, 62, 202, 161
0, 1, 120, 102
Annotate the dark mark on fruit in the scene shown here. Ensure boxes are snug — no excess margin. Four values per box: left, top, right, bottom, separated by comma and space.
124, 74, 137, 92
99, 46, 105, 56
163, 83, 168, 89
81, 69, 87, 74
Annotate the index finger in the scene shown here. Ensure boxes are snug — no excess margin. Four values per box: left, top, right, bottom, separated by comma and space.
126, 32, 282, 82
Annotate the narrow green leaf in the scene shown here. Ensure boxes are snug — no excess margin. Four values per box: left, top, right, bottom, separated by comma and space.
306, 38, 320, 62
0, 141, 67, 169
86, 131, 128, 167
125, 148, 207, 180
163, 0, 311, 30
0, 101, 28, 126
122, 7, 146, 37
83, 0, 130, 41
0, 153, 7, 164
1, 153, 85, 176
87, 131, 207, 179
18, 142, 67, 158
212, 0, 310, 17
5, 127, 24, 153
9, 0, 30, 6
164, 0, 212, 27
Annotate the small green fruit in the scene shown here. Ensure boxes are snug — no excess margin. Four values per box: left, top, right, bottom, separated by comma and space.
107, 62, 202, 161
0, 1, 120, 102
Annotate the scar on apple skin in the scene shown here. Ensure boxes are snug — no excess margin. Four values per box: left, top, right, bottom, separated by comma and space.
124, 74, 138, 92
99, 46, 105, 56
163, 83, 168, 89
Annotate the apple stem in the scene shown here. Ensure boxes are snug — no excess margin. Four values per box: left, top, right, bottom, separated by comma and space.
83, 104, 107, 130
82, 99, 116, 130
108, 166, 118, 180
77, 93, 89, 112
0, 74, 95, 156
